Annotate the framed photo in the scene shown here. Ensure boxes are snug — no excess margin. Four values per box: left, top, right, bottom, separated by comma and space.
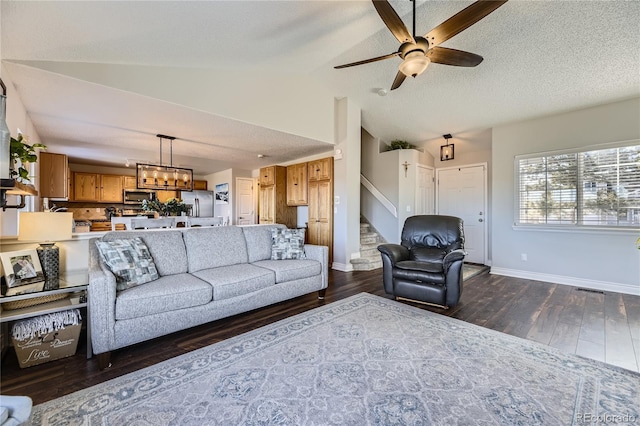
215, 183, 229, 205
0, 249, 45, 289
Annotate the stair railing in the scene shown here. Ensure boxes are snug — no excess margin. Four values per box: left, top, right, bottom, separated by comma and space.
360, 174, 397, 218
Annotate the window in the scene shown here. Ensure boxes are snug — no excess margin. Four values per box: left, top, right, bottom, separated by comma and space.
516, 143, 640, 228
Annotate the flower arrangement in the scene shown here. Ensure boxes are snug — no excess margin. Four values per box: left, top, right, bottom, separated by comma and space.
142, 198, 189, 216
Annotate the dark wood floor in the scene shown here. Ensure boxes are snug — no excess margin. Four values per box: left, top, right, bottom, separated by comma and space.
1, 268, 639, 405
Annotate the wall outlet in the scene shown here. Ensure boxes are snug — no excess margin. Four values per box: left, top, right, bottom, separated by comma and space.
95, 208, 101, 213
521, 253, 528, 261
406, 205, 411, 212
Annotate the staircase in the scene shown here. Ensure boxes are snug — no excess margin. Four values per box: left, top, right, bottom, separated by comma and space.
350, 221, 385, 271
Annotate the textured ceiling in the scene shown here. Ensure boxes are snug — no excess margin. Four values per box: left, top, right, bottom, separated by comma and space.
1, 1, 639, 175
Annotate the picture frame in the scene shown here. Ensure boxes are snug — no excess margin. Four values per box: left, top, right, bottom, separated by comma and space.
215, 183, 229, 205
0, 249, 45, 291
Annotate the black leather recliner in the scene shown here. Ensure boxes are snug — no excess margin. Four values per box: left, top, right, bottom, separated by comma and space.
377, 215, 466, 308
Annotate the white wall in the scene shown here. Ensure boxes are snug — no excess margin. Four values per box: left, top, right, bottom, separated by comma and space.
492, 97, 640, 295
361, 129, 400, 243
0, 67, 44, 237
332, 97, 361, 271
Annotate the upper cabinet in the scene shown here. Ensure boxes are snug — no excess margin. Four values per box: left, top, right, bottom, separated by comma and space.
39, 152, 68, 199
73, 172, 123, 203
193, 180, 208, 191
286, 162, 308, 206
123, 176, 137, 189
74, 172, 99, 201
259, 166, 276, 186
100, 174, 123, 203
308, 158, 333, 182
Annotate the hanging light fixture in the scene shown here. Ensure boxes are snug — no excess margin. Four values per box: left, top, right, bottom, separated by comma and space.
440, 134, 454, 161
136, 134, 193, 191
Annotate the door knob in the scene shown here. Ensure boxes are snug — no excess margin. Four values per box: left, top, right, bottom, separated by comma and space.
478, 218, 484, 222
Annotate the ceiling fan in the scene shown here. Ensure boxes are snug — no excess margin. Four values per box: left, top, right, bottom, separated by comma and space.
335, 0, 508, 90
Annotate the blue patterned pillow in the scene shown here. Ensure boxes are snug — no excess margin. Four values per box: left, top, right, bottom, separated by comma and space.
96, 237, 159, 291
271, 228, 306, 260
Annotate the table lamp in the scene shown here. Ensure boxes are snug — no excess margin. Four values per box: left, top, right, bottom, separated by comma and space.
18, 212, 73, 280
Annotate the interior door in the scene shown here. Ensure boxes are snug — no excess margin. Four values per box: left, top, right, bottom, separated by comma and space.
415, 165, 435, 215
236, 177, 255, 225
437, 165, 486, 264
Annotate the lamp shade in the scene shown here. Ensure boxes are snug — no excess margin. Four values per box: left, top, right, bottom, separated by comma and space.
399, 52, 430, 78
18, 212, 73, 242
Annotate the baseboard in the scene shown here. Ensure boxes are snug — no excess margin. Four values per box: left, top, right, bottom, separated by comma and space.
332, 262, 354, 272
490, 267, 640, 296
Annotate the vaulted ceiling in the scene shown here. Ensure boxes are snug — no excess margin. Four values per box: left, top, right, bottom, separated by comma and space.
2, 1, 639, 175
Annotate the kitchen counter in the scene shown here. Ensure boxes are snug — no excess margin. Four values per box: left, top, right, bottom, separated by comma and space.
110, 216, 188, 231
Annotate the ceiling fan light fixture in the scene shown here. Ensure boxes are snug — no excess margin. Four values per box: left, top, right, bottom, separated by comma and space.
399, 51, 430, 78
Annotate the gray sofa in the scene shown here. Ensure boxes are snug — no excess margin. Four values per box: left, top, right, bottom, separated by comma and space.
88, 224, 328, 368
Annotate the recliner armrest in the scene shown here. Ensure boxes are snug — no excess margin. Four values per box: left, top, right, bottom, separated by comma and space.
377, 244, 410, 265
443, 249, 466, 272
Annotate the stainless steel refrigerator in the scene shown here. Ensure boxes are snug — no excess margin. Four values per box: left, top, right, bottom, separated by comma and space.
181, 190, 214, 217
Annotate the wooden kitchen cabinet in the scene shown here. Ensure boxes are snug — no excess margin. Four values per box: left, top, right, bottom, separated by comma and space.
73, 172, 123, 202
39, 152, 68, 199
156, 190, 179, 203
307, 157, 333, 264
258, 166, 296, 227
259, 166, 276, 186
308, 157, 333, 182
74, 172, 99, 201
286, 162, 308, 206
193, 180, 208, 190
123, 176, 137, 189
100, 174, 123, 203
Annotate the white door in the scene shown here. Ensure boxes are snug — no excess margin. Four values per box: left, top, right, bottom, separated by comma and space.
235, 177, 255, 225
437, 164, 486, 264
415, 165, 434, 215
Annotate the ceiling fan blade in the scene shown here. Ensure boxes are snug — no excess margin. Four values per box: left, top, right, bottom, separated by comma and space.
390, 71, 407, 90
334, 52, 400, 69
427, 46, 483, 67
372, 0, 414, 44
424, 0, 508, 47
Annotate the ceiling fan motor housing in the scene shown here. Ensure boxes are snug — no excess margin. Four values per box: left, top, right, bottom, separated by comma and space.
399, 37, 430, 59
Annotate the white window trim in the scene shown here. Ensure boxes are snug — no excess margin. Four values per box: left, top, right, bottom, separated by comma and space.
513, 138, 640, 231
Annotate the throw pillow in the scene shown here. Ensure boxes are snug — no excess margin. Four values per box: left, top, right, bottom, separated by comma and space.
271, 228, 306, 260
95, 237, 159, 291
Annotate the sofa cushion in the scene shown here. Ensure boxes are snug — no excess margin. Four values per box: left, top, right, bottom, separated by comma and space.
242, 224, 286, 263
191, 264, 275, 301
115, 273, 212, 320
101, 230, 188, 276
95, 237, 159, 291
184, 227, 249, 272
252, 259, 321, 283
271, 228, 306, 260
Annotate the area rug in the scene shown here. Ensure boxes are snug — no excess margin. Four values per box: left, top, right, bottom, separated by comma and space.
462, 263, 488, 281
32, 293, 639, 425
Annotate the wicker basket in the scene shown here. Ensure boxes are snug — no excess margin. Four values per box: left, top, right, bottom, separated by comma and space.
2, 293, 70, 311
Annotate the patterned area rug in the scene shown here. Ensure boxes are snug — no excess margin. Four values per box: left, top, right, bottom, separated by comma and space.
33, 293, 639, 425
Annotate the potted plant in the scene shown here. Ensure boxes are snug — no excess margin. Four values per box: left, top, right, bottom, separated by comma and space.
10, 133, 46, 183
386, 140, 416, 151
164, 198, 188, 216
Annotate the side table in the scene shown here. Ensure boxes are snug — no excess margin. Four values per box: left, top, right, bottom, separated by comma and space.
0, 271, 91, 359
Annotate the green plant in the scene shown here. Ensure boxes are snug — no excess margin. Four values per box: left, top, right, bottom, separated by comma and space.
387, 140, 416, 151
142, 198, 188, 216
10, 133, 46, 183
